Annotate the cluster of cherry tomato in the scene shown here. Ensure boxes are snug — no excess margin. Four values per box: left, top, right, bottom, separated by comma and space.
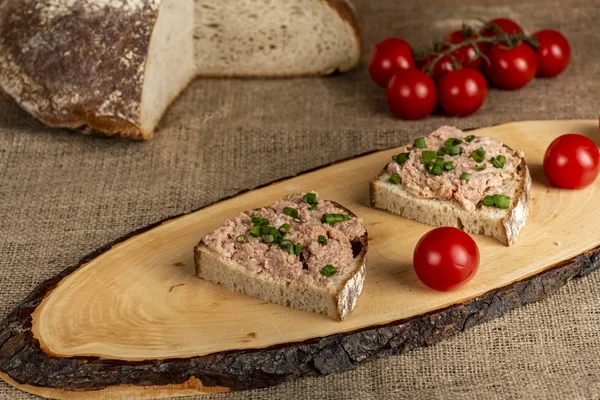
369, 18, 571, 120
414, 133, 599, 292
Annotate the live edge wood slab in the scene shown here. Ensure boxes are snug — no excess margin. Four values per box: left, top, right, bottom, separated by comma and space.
1, 120, 599, 399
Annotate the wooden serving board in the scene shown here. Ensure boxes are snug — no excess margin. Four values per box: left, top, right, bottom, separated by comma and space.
1, 120, 599, 399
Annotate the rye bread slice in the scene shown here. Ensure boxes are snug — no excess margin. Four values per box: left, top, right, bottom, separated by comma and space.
194, 201, 368, 321
370, 142, 531, 246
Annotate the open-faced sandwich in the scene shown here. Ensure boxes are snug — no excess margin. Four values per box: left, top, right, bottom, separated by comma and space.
195, 193, 368, 320
370, 126, 531, 245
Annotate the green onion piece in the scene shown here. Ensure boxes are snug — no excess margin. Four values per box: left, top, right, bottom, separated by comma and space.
444, 161, 454, 171
318, 235, 328, 246
465, 135, 476, 142
263, 234, 275, 243
421, 150, 437, 165
445, 138, 463, 147
437, 147, 448, 157
388, 174, 401, 184
475, 164, 486, 171
460, 172, 470, 181
279, 239, 294, 253
447, 145, 461, 156
493, 194, 511, 209
320, 264, 337, 277
425, 163, 434, 173
294, 243, 302, 256
249, 225, 262, 237
309, 204, 318, 211
250, 214, 262, 224
293, 217, 303, 224
278, 223, 290, 235
236, 235, 248, 243
491, 155, 506, 169
483, 195, 495, 207
432, 166, 443, 176
321, 213, 350, 224
303, 192, 317, 205
261, 225, 272, 235
283, 207, 299, 218
414, 137, 426, 149
392, 152, 410, 164
471, 147, 486, 163
434, 157, 445, 167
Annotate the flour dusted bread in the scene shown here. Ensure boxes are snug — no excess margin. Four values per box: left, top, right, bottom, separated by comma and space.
370, 126, 531, 245
0, 0, 360, 139
195, 193, 368, 320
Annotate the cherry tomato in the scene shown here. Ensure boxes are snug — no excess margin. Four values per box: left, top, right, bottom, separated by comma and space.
418, 52, 455, 80
486, 43, 537, 90
480, 17, 523, 37
533, 29, 571, 78
369, 38, 415, 88
438, 69, 487, 117
387, 69, 437, 120
448, 30, 485, 70
543, 134, 600, 189
413, 227, 480, 292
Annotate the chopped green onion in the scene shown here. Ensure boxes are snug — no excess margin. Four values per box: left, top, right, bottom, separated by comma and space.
465, 135, 476, 142
393, 152, 410, 164
434, 157, 445, 168
249, 225, 262, 237
432, 166, 443, 176
320, 264, 337, 277
318, 235, 328, 246
293, 217, 304, 224
447, 145, 462, 156
491, 155, 506, 169
278, 223, 290, 235
294, 243, 302, 256
475, 164, 486, 171
460, 172, 470, 181
421, 150, 437, 165
483, 195, 495, 206
445, 138, 463, 147
250, 214, 262, 224
437, 147, 448, 157
471, 147, 486, 163
263, 234, 275, 243
283, 207, 299, 218
414, 137, 426, 149
493, 194, 511, 209
388, 174, 401, 184
303, 192, 317, 205
309, 204, 318, 211
444, 161, 454, 171
322, 213, 350, 224
236, 235, 248, 243
425, 164, 434, 173
279, 239, 294, 253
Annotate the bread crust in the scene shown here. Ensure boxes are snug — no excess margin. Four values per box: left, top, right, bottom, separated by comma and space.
194, 200, 368, 321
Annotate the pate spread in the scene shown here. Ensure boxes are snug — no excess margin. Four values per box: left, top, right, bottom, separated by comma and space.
202, 193, 366, 287
387, 126, 524, 210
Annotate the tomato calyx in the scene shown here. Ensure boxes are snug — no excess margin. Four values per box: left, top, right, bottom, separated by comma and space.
414, 21, 539, 77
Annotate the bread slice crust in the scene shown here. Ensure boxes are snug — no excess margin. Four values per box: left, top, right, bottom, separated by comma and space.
194, 201, 368, 321
370, 145, 531, 246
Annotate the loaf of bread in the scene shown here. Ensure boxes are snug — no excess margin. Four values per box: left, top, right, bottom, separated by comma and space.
0, 0, 361, 139
195, 192, 368, 320
370, 126, 531, 245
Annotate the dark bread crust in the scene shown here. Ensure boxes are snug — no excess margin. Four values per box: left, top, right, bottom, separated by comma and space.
0, 0, 160, 139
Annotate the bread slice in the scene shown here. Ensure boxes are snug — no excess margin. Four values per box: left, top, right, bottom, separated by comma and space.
194, 195, 368, 320
370, 128, 531, 245
0, 0, 360, 139
194, 0, 361, 77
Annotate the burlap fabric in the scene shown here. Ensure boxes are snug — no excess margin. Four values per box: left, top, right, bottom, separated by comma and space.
1, 0, 599, 398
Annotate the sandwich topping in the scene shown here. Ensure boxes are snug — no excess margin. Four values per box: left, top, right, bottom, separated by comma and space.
202, 193, 366, 287
387, 126, 524, 210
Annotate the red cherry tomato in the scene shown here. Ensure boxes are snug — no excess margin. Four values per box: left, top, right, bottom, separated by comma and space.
418, 53, 455, 80
387, 69, 437, 120
480, 17, 523, 37
533, 30, 571, 78
369, 38, 415, 88
543, 134, 600, 189
486, 43, 537, 90
438, 69, 487, 117
448, 30, 485, 70
413, 227, 480, 292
